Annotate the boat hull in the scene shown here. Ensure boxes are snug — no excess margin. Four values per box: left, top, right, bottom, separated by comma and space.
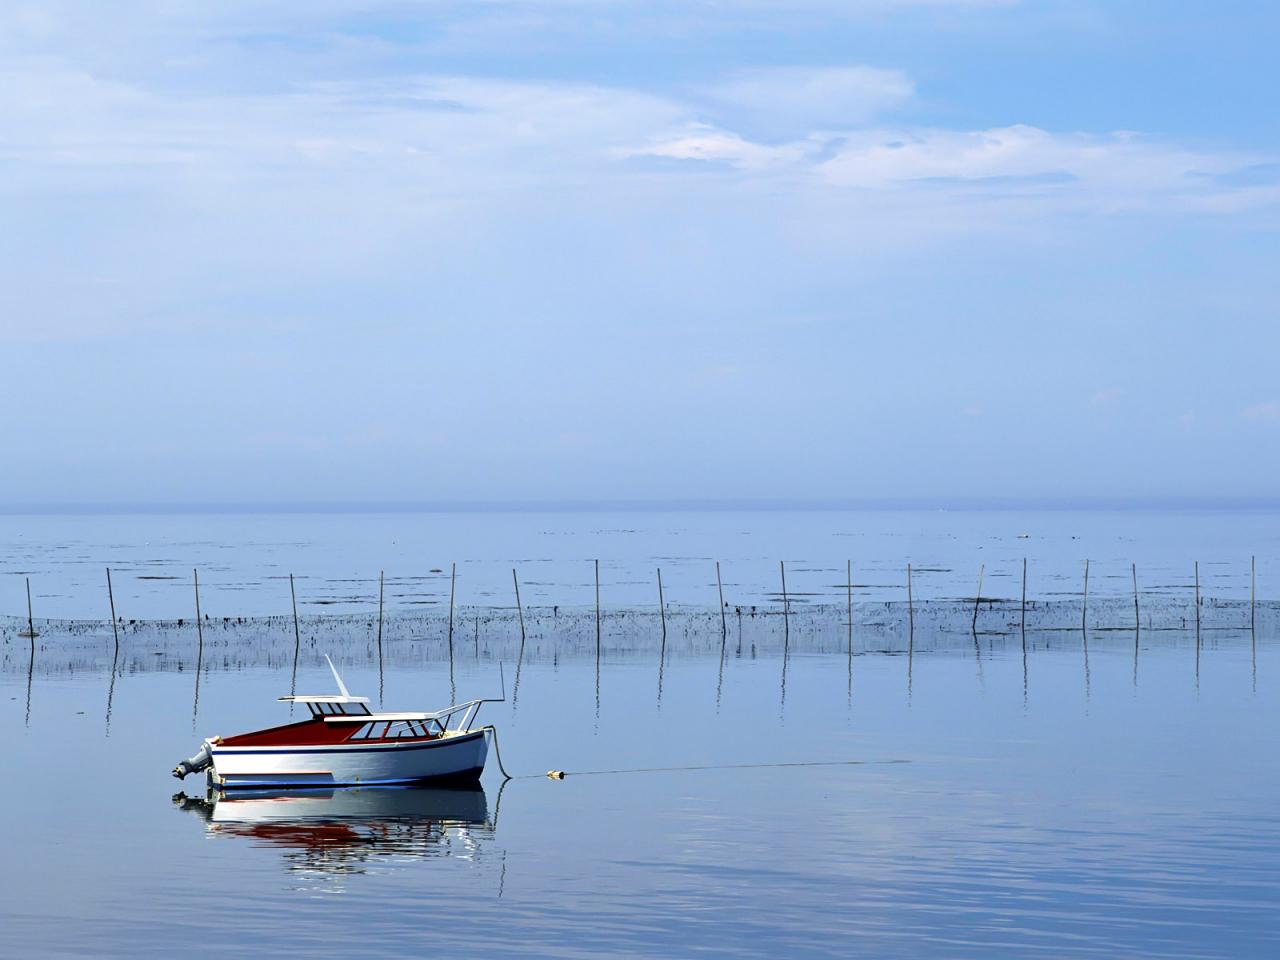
209, 729, 489, 788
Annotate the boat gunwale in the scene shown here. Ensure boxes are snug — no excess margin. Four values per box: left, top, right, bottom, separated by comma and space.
214, 766, 487, 789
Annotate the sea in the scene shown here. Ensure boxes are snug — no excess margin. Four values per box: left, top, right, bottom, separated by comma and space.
1, 506, 1277, 958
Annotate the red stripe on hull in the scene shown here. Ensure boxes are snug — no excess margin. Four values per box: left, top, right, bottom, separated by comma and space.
220, 718, 351, 747
218, 718, 440, 748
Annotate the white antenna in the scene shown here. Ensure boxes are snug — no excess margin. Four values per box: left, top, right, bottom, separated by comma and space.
324, 654, 351, 698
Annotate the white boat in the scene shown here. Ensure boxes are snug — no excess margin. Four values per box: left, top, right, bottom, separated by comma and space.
173, 657, 503, 789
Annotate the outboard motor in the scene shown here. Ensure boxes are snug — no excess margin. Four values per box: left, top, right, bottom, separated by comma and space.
172, 739, 216, 779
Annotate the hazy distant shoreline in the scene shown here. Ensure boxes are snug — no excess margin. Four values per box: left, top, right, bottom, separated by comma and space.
5, 498, 1280, 516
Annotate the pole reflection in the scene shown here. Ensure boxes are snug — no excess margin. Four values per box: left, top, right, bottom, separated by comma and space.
105, 646, 119, 736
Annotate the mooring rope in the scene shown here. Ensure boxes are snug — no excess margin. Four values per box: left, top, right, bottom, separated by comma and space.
482, 736, 909, 781
556, 758, 910, 778
482, 725, 515, 781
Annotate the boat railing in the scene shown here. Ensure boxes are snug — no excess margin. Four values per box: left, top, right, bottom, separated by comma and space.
430, 663, 507, 735
425, 699, 487, 734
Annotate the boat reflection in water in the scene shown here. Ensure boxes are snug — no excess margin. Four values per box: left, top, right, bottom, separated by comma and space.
173, 784, 494, 877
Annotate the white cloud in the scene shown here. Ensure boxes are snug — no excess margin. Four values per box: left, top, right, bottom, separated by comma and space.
615, 123, 812, 171
1, 44, 1275, 347
0, 66, 684, 178
816, 125, 1230, 195
0, 0, 1021, 71
0, 59, 1270, 225
624, 121, 1266, 212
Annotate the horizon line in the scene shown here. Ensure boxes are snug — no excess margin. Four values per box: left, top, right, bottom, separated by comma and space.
3, 496, 1280, 516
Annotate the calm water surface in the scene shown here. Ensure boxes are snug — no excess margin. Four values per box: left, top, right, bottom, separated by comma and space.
2, 633, 1277, 957
2, 511, 1278, 957
3, 508, 1276, 619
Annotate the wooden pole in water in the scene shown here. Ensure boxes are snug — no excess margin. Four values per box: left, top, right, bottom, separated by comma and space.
1132, 562, 1141, 682
1021, 558, 1027, 635
192, 568, 205, 727
448, 562, 456, 653
377, 570, 384, 648
193, 568, 203, 646
513, 568, 526, 644
594, 559, 601, 655
780, 561, 789, 642
716, 561, 727, 640
1252, 555, 1257, 635
288, 572, 303, 707
1082, 559, 1089, 632
1132, 563, 1140, 634
906, 563, 914, 693
656, 567, 667, 641
1194, 561, 1200, 632
907, 563, 914, 637
26, 577, 34, 640
972, 564, 984, 633
289, 573, 301, 650
847, 559, 853, 654
106, 567, 119, 650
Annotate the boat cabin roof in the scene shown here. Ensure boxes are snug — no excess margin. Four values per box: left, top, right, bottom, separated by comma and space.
277, 695, 372, 717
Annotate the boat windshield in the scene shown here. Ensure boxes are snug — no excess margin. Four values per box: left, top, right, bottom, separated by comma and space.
307, 701, 372, 717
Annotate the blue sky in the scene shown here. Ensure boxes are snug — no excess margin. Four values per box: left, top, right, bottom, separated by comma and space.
2, 1, 1278, 505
